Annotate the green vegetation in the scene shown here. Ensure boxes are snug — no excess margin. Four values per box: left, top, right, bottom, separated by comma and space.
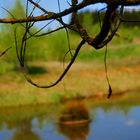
78, 10, 140, 28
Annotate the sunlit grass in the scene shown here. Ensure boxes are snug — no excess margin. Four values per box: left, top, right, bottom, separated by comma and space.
0, 57, 140, 107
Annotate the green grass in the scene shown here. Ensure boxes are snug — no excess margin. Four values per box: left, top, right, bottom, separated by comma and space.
74, 26, 140, 61
77, 43, 140, 62
0, 57, 139, 107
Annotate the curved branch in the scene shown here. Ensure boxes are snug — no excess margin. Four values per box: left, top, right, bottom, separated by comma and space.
23, 39, 85, 88
88, 4, 118, 49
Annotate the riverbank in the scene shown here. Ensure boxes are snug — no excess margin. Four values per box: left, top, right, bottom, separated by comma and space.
0, 58, 140, 107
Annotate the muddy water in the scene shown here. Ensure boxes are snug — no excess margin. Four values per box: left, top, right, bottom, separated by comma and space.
0, 95, 140, 140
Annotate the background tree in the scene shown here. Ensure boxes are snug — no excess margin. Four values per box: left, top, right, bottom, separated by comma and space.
0, 0, 49, 72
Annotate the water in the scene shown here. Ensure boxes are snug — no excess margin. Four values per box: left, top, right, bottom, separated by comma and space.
0, 96, 140, 140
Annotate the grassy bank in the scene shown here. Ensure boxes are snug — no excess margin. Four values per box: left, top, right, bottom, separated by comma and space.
0, 27, 140, 107
0, 58, 140, 107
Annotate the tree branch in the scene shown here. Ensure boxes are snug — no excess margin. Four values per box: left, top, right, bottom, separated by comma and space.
0, 0, 140, 24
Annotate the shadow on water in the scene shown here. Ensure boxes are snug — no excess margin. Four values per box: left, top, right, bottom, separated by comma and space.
58, 123, 90, 140
0, 93, 140, 140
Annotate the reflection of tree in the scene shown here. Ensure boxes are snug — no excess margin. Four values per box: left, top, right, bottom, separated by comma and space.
11, 119, 40, 140
58, 124, 90, 140
96, 100, 137, 116
58, 101, 91, 140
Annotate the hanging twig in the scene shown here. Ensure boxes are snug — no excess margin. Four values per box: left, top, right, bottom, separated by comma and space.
23, 40, 85, 88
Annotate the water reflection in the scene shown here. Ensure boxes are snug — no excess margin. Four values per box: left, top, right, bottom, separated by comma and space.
57, 101, 90, 140
11, 119, 40, 140
58, 123, 90, 140
0, 95, 140, 140
0, 105, 57, 140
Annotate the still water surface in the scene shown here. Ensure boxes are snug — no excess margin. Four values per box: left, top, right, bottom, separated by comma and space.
0, 96, 140, 140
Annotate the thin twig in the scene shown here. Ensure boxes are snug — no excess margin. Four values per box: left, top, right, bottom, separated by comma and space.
29, 26, 65, 37
0, 47, 12, 57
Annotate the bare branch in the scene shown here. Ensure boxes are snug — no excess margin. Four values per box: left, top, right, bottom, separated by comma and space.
0, 0, 140, 24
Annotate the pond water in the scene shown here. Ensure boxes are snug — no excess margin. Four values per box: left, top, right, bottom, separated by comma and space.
0, 95, 140, 140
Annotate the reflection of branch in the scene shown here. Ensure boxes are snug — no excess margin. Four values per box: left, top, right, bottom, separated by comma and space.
23, 40, 85, 88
